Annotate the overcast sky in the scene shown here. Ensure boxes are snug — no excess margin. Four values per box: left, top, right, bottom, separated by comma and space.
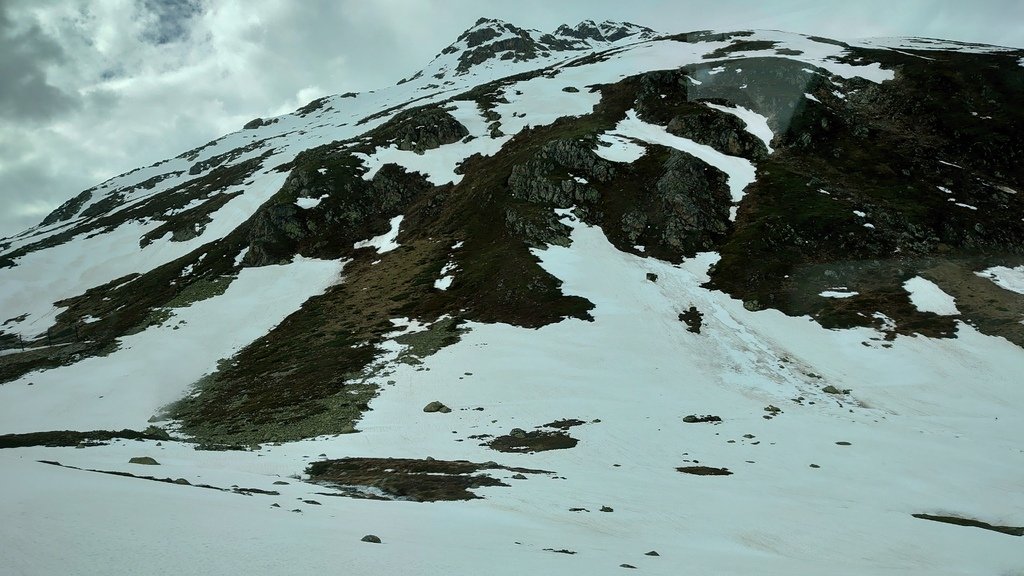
1, 0, 1021, 239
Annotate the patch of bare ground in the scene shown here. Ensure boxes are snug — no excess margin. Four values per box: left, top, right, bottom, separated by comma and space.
677, 466, 733, 476
912, 513, 1024, 537
920, 258, 1024, 348
488, 428, 579, 453
306, 457, 552, 501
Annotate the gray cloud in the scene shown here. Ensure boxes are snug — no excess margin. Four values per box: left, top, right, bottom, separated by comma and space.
139, 0, 202, 45
0, 3, 78, 122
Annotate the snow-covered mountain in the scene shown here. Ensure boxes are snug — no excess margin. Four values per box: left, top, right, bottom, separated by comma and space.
2, 18, 1024, 575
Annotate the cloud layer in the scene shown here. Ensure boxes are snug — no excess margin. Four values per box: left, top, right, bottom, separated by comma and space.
1, 0, 1021, 238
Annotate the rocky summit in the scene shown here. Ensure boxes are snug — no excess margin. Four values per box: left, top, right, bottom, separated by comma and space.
1, 18, 1023, 576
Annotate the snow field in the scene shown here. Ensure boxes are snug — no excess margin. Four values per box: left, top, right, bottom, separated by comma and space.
3, 213, 1023, 575
0, 256, 345, 434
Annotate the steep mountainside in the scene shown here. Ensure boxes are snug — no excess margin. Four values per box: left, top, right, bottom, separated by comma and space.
1, 19, 1023, 576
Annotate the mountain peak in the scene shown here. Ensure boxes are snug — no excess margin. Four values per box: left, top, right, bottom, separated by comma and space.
424, 18, 658, 81
554, 19, 656, 43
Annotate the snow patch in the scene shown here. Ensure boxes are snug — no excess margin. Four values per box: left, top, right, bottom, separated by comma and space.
434, 261, 457, 291
594, 133, 646, 163
820, 290, 859, 299
233, 247, 249, 267
903, 276, 959, 315
975, 265, 1024, 295
703, 102, 774, 153
608, 110, 756, 220
354, 216, 403, 253
0, 257, 345, 433
295, 196, 326, 210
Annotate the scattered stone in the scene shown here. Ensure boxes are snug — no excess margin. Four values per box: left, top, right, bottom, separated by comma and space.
361, 534, 382, 543
302, 499, 321, 505
173, 478, 190, 485
682, 414, 721, 423
822, 385, 850, 395
562, 86, 580, 93
677, 466, 732, 476
764, 405, 782, 414
646, 272, 658, 282
273, 480, 289, 485
742, 434, 755, 439
423, 401, 451, 413
678, 306, 704, 333
541, 418, 587, 430
809, 464, 820, 468
835, 441, 852, 446
645, 550, 660, 556
569, 507, 589, 512
128, 456, 159, 465
600, 506, 614, 512
509, 428, 528, 439
621, 564, 637, 569
511, 473, 528, 480
545, 548, 577, 554
271, 503, 280, 508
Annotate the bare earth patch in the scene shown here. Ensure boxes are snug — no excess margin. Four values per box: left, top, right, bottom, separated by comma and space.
306, 457, 551, 501
677, 466, 733, 476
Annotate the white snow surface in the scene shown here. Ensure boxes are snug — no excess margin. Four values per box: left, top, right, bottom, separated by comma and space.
434, 261, 457, 291
820, 290, 859, 299
975, 265, 1024, 295
0, 170, 288, 339
0, 256, 344, 433
356, 102, 508, 186
2, 217, 1023, 575
594, 134, 647, 163
354, 215, 404, 253
903, 276, 960, 316
851, 36, 1021, 55
295, 195, 326, 209
703, 102, 775, 153
606, 110, 756, 220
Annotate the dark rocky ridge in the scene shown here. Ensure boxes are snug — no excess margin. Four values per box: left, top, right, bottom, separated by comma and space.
437, 18, 655, 75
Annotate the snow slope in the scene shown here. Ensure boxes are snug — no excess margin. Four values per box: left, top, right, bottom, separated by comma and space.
0, 257, 344, 433
3, 214, 1022, 575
